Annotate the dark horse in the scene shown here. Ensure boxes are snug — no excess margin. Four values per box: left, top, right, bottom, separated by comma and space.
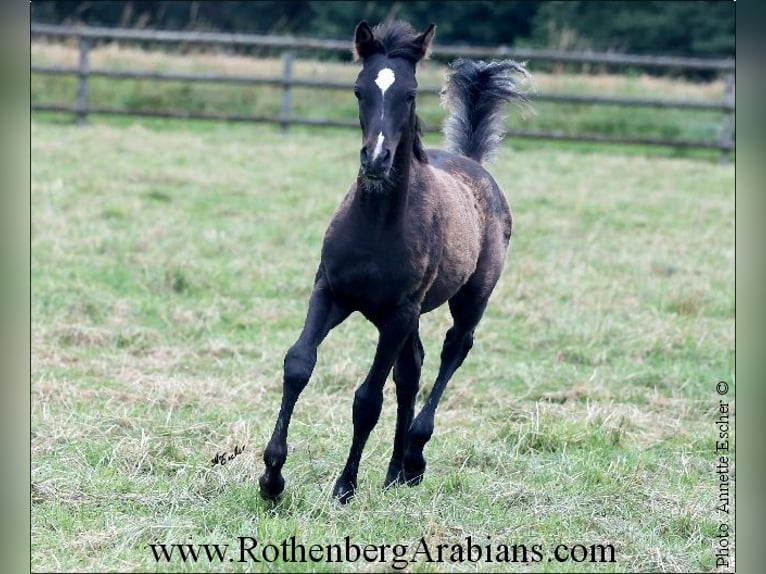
259, 21, 529, 504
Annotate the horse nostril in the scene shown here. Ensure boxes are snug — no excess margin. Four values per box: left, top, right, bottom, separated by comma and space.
360, 146, 370, 166
380, 148, 391, 163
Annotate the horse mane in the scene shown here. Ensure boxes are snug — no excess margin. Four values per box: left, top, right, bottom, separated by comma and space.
363, 21, 432, 63
413, 114, 427, 163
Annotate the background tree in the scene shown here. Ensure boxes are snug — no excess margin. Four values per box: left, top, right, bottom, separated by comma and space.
31, 0, 734, 58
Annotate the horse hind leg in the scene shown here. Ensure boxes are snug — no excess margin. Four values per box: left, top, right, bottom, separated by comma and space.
384, 330, 424, 489
403, 285, 492, 485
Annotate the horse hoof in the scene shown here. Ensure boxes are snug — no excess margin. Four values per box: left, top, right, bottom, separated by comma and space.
333, 479, 356, 504
383, 476, 404, 490
403, 454, 426, 486
383, 466, 405, 489
405, 473, 424, 486
258, 472, 285, 501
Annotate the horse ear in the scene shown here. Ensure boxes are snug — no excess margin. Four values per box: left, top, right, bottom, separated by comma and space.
353, 21, 377, 61
414, 23, 436, 61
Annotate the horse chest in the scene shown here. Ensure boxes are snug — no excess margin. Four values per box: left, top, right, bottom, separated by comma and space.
322, 236, 420, 313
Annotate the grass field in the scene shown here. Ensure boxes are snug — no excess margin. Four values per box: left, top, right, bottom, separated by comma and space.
31, 119, 734, 572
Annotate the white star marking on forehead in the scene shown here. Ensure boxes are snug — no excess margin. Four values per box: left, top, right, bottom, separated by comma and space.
375, 68, 396, 95
374, 68, 395, 120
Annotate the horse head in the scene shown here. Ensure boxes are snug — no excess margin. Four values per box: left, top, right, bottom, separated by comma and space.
352, 21, 435, 181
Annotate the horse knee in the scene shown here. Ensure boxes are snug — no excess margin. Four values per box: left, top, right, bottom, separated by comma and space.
283, 343, 317, 392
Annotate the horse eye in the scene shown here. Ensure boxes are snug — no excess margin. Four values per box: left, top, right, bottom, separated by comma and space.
407, 91, 417, 103
353, 87, 362, 99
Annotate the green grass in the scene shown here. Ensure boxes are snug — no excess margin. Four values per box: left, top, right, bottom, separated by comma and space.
31, 120, 734, 572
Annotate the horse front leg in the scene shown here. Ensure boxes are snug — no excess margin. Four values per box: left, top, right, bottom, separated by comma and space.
332, 305, 418, 504
259, 275, 349, 501
384, 330, 424, 488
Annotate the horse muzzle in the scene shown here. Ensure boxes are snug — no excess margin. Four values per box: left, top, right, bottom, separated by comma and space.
360, 144, 392, 178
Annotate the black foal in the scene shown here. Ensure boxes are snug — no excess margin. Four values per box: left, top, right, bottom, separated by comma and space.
259, 20, 529, 504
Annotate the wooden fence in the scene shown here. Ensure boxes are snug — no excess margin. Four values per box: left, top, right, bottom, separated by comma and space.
30, 23, 735, 160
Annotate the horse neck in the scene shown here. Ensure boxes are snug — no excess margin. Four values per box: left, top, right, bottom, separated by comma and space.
356, 117, 418, 225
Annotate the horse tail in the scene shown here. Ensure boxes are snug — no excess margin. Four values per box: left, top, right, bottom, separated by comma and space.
441, 59, 531, 165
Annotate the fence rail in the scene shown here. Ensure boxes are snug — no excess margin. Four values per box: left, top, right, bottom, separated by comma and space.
31, 23, 736, 158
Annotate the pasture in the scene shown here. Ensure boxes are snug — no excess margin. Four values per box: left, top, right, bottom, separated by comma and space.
31, 119, 734, 572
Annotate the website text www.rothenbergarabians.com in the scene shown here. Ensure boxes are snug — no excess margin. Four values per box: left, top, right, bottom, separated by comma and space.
148, 535, 616, 569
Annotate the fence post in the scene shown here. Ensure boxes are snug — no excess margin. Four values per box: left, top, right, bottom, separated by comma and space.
279, 51, 294, 132
76, 36, 90, 125
718, 71, 734, 163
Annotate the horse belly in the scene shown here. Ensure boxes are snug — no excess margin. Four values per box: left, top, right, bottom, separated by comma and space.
421, 250, 478, 312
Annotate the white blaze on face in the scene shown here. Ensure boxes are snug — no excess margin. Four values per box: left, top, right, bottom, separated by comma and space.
371, 132, 385, 161
371, 68, 395, 161
374, 67, 395, 119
